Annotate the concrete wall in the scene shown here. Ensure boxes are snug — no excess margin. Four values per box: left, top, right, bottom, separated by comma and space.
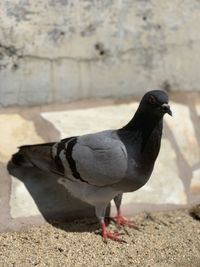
0, 0, 200, 106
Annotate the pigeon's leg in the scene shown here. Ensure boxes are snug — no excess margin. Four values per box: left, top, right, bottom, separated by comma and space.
95, 204, 125, 243
112, 194, 138, 229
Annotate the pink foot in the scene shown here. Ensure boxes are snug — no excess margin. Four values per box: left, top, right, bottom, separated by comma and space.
100, 222, 126, 243
111, 209, 139, 230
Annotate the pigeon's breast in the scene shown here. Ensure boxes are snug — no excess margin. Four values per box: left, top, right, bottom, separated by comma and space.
114, 160, 154, 192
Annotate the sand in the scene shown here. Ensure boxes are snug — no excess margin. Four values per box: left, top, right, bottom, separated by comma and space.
0, 207, 200, 267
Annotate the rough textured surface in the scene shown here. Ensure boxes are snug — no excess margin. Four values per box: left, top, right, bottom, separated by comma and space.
41, 103, 138, 138
0, 208, 200, 267
0, 114, 43, 162
165, 102, 200, 166
191, 169, 200, 194
196, 103, 200, 116
10, 176, 41, 218
1, 1, 200, 106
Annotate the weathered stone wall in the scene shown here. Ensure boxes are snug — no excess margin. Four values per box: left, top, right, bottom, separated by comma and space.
0, 0, 200, 106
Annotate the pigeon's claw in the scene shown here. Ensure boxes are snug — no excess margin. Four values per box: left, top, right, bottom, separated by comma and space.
113, 215, 139, 230
100, 222, 126, 243
111, 209, 139, 230
103, 231, 125, 243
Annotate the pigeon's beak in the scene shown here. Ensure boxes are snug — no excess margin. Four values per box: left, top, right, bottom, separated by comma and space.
162, 103, 172, 116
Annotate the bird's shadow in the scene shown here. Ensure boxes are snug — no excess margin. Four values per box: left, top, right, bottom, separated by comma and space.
7, 161, 111, 233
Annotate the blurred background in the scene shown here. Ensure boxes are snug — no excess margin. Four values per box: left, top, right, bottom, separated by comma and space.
0, 0, 200, 107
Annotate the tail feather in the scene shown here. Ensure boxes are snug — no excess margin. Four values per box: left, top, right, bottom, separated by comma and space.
12, 151, 33, 167
11, 142, 56, 172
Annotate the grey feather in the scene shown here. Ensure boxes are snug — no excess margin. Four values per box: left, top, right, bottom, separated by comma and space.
72, 130, 128, 186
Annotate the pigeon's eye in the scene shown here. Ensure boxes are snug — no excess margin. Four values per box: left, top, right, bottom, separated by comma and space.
148, 95, 156, 105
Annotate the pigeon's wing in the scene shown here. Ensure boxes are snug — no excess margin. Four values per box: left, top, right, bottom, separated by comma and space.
72, 131, 128, 186
53, 131, 128, 186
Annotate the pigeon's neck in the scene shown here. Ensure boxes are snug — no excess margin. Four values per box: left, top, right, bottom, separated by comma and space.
122, 108, 163, 133
118, 108, 163, 165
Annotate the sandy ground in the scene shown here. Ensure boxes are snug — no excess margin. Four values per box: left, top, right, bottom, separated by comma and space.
0, 208, 200, 267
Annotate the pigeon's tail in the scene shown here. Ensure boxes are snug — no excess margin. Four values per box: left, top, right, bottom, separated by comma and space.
11, 142, 56, 172
11, 150, 33, 167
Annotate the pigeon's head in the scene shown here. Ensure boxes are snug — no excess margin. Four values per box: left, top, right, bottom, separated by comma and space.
140, 90, 172, 117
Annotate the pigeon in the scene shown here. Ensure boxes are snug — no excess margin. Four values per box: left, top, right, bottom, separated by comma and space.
11, 90, 172, 242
